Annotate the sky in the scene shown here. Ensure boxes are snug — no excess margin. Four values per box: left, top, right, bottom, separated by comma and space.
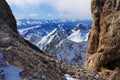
6, 0, 92, 20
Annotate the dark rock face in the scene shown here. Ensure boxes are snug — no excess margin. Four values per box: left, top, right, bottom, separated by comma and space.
0, 0, 17, 33
84, 0, 120, 79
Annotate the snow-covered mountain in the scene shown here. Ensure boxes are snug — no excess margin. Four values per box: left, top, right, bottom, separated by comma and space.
17, 19, 91, 44
68, 30, 88, 43
37, 28, 67, 51
36, 23, 89, 66
17, 19, 92, 67
56, 40, 87, 66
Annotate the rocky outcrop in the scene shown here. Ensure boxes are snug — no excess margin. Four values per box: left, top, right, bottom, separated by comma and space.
0, 0, 17, 33
84, 0, 120, 79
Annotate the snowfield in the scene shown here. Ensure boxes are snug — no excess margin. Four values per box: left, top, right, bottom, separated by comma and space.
0, 52, 23, 80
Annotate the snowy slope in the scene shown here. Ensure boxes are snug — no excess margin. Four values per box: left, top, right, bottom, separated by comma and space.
68, 30, 88, 43
68, 23, 89, 43
3, 65, 23, 80
56, 39, 87, 66
37, 29, 58, 50
0, 52, 78, 80
36, 28, 66, 51
65, 74, 78, 80
0, 52, 23, 80
36, 28, 88, 66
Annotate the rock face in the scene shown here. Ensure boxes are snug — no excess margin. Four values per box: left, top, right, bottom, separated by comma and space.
84, 0, 120, 79
0, 0, 17, 33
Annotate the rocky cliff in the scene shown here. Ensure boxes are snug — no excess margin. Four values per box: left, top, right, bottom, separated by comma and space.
0, 0, 104, 80
0, 0, 17, 33
84, 0, 120, 79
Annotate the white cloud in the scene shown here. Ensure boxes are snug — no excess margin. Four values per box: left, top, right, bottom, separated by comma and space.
47, 14, 52, 16
29, 13, 39, 17
38, 0, 92, 19
6, 0, 42, 8
6, 0, 91, 19
60, 14, 65, 17
51, 0, 91, 19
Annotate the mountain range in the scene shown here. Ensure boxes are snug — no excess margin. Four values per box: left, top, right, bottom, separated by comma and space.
17, 19, 92, 67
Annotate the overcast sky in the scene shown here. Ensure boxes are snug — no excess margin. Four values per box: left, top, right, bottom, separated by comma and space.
6, 0, 91, 20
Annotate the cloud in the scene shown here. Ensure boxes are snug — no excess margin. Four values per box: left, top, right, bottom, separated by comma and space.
6, 0, 91, 19
38, 0, 91, 19
29, 13, 39, 17
47, 14, 52, 16
51, 0, 91, 19
6, 0, 42, 8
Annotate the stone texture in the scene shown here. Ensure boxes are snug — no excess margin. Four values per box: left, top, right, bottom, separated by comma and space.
0, 0, 17, 33
84, 0, 120, 79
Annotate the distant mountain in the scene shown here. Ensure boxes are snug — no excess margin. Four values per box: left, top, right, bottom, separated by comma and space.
37, 28, 67, 51
17, 19, 92, 44
36, 24, 89, 66
17, 19, 92, 67
68, 23, 89, 43
17, 19, 92, 29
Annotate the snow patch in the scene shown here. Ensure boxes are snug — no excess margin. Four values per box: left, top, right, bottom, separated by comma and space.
0, 53, 3, 59
18, 26, 40, 35
4, 65, 23, 80
68, 30, 88, 43
65, 74, 78, 80
0, 52, 23, 80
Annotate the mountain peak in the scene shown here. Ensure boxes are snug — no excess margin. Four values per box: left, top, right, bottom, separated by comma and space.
73, 23, 88, 31
37, 29, 66, 50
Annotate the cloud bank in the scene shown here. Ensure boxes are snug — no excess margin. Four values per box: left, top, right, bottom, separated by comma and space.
6, 0, 42, 8
52, 0, 91, 19
6, 0, 91, 19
